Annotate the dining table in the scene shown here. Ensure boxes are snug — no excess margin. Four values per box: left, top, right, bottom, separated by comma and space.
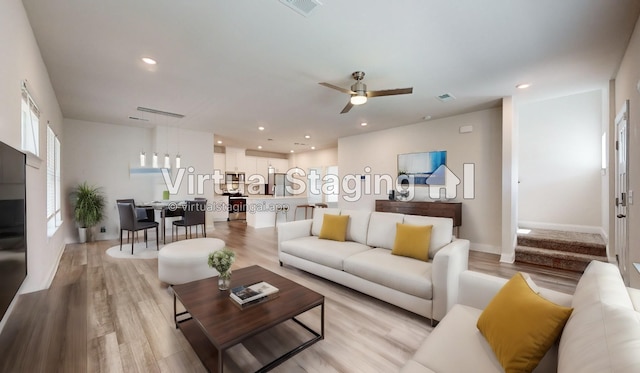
143, 200, 186, 244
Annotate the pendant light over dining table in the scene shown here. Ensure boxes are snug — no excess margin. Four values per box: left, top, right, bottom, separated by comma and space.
134, 106, 185, 169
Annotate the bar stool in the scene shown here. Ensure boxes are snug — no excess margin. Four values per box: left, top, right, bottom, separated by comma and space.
274, 205, 289, 226
294, 204, 315, 220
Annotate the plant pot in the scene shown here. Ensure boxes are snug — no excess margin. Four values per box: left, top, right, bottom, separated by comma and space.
78, 227, 87, 243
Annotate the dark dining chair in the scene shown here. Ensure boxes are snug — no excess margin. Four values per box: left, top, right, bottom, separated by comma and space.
117, 202, 159, 254
116, 198, 155, 244
172, 200, 206, 241
116, 199, 154, 222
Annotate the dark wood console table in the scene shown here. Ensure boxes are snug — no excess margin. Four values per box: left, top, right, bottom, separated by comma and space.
375, 200, 462, 227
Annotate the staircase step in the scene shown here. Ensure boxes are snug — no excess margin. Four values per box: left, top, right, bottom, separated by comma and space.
517, 228, 606, 256
515, 246, 608, 273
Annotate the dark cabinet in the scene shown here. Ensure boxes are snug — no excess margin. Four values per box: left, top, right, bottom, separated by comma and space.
375, 200, 462, 227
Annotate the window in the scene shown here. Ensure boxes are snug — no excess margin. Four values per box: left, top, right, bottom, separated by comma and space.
47, 126, 62, 235
21, 81, 40, 156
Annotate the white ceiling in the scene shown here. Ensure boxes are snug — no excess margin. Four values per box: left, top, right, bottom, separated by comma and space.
22, 0, 640, 154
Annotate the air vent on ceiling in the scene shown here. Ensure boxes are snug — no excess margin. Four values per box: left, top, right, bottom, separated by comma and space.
128, 116, 149, 122
436, 93, 456, 102
137, 106, 185, 118
279, 0, 322, 17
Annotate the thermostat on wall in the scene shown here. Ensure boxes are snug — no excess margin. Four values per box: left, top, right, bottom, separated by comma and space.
459, 125, 473, 134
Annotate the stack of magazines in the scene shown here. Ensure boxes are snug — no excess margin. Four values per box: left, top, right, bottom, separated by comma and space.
230, 281, 279, 308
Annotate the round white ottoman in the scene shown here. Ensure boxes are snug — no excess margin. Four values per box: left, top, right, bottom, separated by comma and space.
158, 237, 226, 285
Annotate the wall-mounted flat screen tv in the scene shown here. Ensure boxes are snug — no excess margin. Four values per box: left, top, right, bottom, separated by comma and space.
397, 150, 447, 185
0, 141, 27, 321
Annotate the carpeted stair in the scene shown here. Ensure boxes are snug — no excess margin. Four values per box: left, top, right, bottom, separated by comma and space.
515, 228, 608, 272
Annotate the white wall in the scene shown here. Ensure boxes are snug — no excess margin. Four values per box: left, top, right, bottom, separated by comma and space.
289, 148, 338, 170
63, 119, 215, 241
0, 0, 67, 330
518, 90, 604, 232
615, 16, 640, 288
338, 108, 502, 252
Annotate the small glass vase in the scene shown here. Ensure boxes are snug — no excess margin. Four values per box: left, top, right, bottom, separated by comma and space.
218, 271, 231, 291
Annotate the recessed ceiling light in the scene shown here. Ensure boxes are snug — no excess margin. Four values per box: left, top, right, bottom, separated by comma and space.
217, 140, 222, 144
311, 146, 316, 150
423, 115, 432, 121
258, 145, 262, 149
361, 122, 368, 127
290, 150, 294, 153
258, 126, 265, 131
304, 135, 311, 139
142, 57, 157, 65
516, 83, 531, 89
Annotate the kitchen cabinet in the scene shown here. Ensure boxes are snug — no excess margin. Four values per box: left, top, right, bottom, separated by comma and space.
269, 158, 290, 173
213, 153, 225, 173
225, 147, 245, 173
255, 157, 270, 180
244, 155, 258, 177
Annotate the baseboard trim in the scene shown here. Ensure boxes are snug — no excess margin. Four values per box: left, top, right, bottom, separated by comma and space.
1, 241, 66, 333
500, 251, 515, 263
470, 243, 501, 255
518, 221, 604, 235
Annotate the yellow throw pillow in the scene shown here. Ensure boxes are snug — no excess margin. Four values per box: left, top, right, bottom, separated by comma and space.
391, 223, 432, 261
477, 272, 573, 373
318, 214, 349, 242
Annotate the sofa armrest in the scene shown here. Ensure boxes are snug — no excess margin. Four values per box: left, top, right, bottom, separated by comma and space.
628, 287, 640, 312
431, 238, 469, 321
458, 270, 508, 309
277, 219, 313, 254
458, 270, 573, 309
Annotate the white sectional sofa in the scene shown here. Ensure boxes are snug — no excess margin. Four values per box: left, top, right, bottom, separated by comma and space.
277, 208, 470, 322
401, 261, 640, 373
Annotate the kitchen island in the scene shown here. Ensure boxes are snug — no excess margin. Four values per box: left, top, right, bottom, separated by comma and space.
246, 196, 309, 228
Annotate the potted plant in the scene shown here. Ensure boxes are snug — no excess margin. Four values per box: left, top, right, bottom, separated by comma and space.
208, 248, 236, 290
71, 182, 105, 243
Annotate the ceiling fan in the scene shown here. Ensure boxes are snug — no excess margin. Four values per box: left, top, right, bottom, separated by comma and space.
319, 71, 413, 114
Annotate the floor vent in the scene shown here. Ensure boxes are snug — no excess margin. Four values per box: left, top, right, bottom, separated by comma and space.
279, 0, 322, 17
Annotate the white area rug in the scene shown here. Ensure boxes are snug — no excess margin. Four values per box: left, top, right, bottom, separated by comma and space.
106, 241, 163, 259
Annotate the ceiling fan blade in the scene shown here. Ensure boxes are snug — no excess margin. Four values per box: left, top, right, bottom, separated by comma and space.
319, 82, 354, 95
340, 101, 354, 114
367, 87, 413, 97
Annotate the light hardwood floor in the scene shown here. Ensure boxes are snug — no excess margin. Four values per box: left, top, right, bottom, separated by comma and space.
0, 221, 579, 373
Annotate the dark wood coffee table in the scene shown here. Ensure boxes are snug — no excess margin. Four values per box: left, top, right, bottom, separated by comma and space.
172, 265, 324, 373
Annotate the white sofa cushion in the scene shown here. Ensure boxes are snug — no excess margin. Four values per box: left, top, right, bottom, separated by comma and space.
341, 209, 371, 245
558, 303, 640, 373
366, 212, 405, 250
403, 304, 559, 373
402, 215, 454, 258
399, 360, 437, 373
311, 208, 341, 236
558, 260, 640, 373
343, 248, 433, 299
571, 260, 634, 310
280, 235, 370, 270
402, 304, 503, 373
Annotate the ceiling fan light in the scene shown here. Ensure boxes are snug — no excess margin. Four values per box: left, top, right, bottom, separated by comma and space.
350, 93, 367, 105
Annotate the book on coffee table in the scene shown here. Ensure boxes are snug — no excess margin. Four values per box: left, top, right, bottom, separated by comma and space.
230, 291, 280, 310
230, 281, 279, 305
